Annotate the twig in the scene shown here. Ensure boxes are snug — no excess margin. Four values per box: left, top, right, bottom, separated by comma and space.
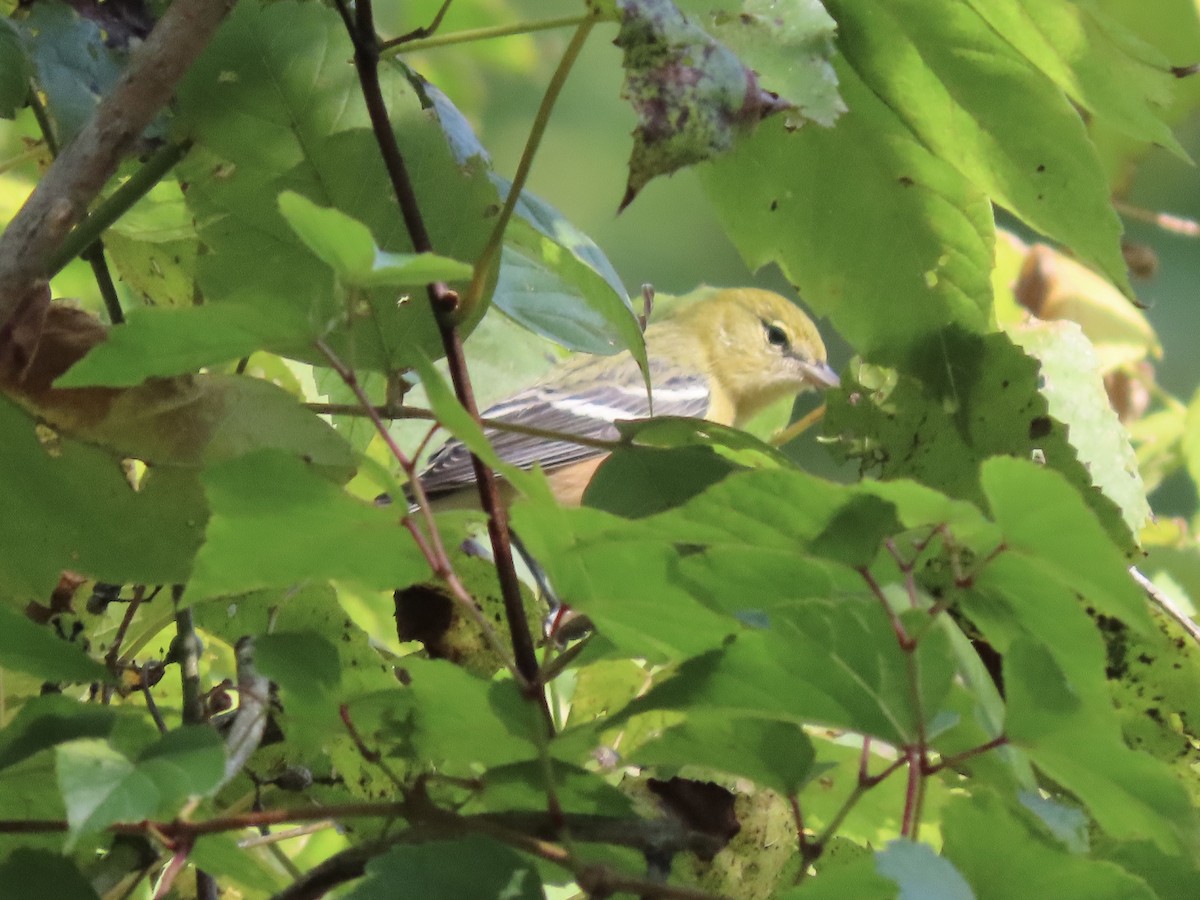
314, 339, 521, 682
27, 88, 125, 324
381, 0, 455, 48
464, 14, 597, 315
47, 140, 193, 278
0, 0, 238, 330
1130, 565, 1200, 647
381, 14, 591, 55
336, 0, 545, 702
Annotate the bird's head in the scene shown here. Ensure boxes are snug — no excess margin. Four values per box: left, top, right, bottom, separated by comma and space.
678, 287, 839, 424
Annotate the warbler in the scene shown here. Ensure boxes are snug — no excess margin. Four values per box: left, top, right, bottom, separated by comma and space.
418, 287, 838, 506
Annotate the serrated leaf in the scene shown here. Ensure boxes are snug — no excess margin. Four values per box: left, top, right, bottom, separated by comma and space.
1004, 636, 1195, 855
347, 658, 535, 769
680, 0, 845, 128
944, 788, 1157, 899
55, 728, 225, 842
1009, 319, 1149, 536
189, 450, 431, 600
614, 0, 791, 209
963, 0, 1184, 158
980, 457, 1148, 628
0, 604, 111, 684
701, 73, 994, 365
344, 836, 543, 900
612, 599, 925, 746
55, 739, 157, 841
826, 330, 1137, 550
135, 725, 226, 808
826, 0, 1129, 293
176, 0, 501, 373
277, 191, 473, 287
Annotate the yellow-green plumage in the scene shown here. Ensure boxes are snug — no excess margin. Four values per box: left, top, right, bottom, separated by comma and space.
420, 287, 837, 504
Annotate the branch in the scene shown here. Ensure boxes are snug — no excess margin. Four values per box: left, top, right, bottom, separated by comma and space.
336, 0, 544, 699
1130, 564, 1200, 648
0, 0, 237, 330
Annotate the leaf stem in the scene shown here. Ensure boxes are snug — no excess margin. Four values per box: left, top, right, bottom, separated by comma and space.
47, 140, 193, 278
381, 14, 592, 55
464, 14, 598, 316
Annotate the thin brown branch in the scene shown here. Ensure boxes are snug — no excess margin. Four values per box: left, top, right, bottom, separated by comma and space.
336, 0, 544, 703
0, 0, 238, 330
315, 339, 521, 683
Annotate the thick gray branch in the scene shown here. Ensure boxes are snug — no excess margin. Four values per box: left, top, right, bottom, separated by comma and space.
0, 0, 237, 329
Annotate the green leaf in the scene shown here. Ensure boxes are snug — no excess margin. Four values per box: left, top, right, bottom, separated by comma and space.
962, 0, 1185, 158
679, 0, 845, 128
874, 840, 973, 900
1009, 319, 1149, 536
825, 0, 1129, 293
17, 1, 126, 145
189, 450, 431, 600
135, 725, 226, 808
277, 191, 473, 287
585, 444, 742, 518
192, 834, 289, 894
56, 302, 314, 386
0, 849, 99, 900
979, 457, 1148, 628
701, 75, 993, 365
176, 0, 501, 373
56, 739, 157, 841
827, 331, 1137, 550
497, 184, 648, 374
777, 854, 896, 898
613, 0, 791, 209
633, 715, 820, 795
102, 177, 199, 308
942, 790, 1158, 899
0, 605, 111, 684
0, 696, 117, 772
344, 836, 543, 900
0, 21, 31, 118
0, 395, 203, 597
613, 599, 921, 746
1004, 637, 1196, 855
347, 658, 535, 769
55, 728, 224, 842
255, 631, 342, 702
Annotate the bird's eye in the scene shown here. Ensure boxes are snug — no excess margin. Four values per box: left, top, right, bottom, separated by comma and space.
764, 321, 791, 351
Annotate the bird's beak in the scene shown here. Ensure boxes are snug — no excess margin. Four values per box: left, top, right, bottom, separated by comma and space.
800, 360, 841, 390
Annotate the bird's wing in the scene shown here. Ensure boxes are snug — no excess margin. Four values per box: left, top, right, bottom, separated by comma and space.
417, 364, 711, 498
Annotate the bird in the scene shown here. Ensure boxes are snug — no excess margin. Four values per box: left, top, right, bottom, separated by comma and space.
415, 287, 839, 508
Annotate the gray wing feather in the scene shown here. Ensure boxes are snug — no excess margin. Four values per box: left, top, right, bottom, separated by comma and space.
418, 366, 710, 498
